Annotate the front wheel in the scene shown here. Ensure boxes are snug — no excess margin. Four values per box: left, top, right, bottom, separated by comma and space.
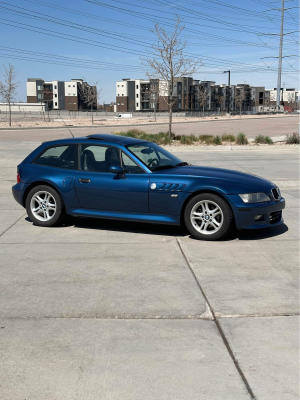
184, 193, 233, 241
26, 185, 65, 227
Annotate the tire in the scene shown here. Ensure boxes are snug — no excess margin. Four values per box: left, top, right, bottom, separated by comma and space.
184, 193, 233, 241
26, 185, 65, 227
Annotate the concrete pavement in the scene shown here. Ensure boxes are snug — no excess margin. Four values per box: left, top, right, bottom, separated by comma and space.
0, 140, 298, 400
0, 114, 298, 140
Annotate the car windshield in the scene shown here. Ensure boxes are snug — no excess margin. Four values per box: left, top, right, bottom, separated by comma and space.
126, 142, 185, 172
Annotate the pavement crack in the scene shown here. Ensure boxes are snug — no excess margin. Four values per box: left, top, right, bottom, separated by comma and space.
176, 238, 256, 400
0, 213, 26, 237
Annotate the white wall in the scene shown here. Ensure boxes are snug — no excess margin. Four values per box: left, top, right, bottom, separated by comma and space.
116, 81, 128, 97
52, 80, 59, 109
0, 103, 45, 112
135, 80, 141, 111
26, 82, 37, 97
64, 81, 78, 97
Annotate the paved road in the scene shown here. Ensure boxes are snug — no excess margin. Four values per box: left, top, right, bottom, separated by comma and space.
0, 140, 298, 400
0, 115, 298, 140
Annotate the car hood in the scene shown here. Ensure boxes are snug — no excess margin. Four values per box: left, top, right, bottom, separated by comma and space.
157, 165, 275, 191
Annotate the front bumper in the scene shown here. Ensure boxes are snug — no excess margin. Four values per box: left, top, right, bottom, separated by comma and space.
225, 195, 285, 230
12, 182, 29, 207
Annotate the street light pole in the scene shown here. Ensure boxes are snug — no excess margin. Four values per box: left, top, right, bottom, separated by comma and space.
223, 70, 231, 113
276, 0, 284, 108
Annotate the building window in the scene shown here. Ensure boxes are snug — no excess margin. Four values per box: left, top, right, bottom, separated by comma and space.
73, 102, 76, 105
54, 85, 57, 89
68, 85, 71, 87
54, 94, 57, 98
136, 85, 139, 89
55, 102, 57, 106
137, 103, 139, 107
136, 94, 139, 98
69, 102, 71, 104
117, 102, 120, 105
73, 93, 75, 96
122, 94, 124, 96
121, 103, 124, 105
38, 94, 43, 99
118, 85, 120, 87
73, 85, 75, 87
117, 94, 120, 96
122, 85, 124, 87
37, 85, 43, 90
68, 93, 71, 95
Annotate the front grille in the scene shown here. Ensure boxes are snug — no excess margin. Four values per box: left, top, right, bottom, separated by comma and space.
271, 187, 281, 201
270, 210, 282, 224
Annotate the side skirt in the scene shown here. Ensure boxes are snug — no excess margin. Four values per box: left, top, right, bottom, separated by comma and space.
69, 208, 181, 225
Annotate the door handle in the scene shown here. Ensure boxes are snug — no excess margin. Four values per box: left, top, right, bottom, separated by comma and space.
78, 178, 91, 183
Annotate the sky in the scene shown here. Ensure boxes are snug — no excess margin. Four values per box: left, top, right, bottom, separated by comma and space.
0, 0, 298, 103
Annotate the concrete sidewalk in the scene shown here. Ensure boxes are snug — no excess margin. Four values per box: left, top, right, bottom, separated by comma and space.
0, 142, 298, 400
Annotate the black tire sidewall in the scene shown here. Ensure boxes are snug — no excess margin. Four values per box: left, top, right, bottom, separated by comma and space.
184, 193, 233, 241
26, 185, 65, 227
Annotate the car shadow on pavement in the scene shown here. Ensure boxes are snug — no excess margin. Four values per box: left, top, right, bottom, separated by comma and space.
225, 223, 289, 241
26, 217, 288, 241
62, 217, 288, 241
63, 216, 189, 237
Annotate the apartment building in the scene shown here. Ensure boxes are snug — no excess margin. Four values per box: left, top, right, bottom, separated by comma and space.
116, 78, 299, 113
27, 78, 97, 111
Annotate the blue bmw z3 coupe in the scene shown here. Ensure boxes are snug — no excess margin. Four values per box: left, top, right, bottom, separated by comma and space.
12, 134, 285, 240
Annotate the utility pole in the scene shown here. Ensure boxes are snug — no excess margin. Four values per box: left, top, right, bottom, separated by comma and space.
260, 0, 298, 110
276, 0, 284, 107
223, 70, 230, 113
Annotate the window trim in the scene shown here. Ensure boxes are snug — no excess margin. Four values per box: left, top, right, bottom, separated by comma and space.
32, 144, 79, 171
120, 150, 146, 174
79, 143, 121, 173
78, 144, 148, 174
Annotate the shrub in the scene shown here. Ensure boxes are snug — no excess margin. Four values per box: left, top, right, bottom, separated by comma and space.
222, 134, 235, 142
213, 135, 222, 145
236, 133, 248, 145
180, 135, 194, 145
286, 133, 300, 144
198, 135, 214, 144
254, 135, 273, 145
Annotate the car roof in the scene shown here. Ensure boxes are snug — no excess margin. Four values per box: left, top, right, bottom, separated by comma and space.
86, 134, 149, 145
42, 134, 149, 147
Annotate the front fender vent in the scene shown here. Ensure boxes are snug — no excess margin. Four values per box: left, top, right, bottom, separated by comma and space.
151, 183, 186, 192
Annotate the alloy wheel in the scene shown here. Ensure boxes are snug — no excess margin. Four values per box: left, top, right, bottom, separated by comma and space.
30, 191, 57, 222
190, 200, 224, 235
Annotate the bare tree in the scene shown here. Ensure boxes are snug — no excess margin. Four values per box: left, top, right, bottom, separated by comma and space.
235, 86, 247, 117
79, 79, 102, 125
0, 64, 19, 127
42, 87, 53, 122
142, 17, 202, 138
264, 93, 271, 115
196, 85, 207, 117
149, 80, 160, 121
215, 91, 224, 113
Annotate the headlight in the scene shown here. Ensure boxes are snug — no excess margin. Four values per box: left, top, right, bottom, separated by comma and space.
239, 193, 270, 203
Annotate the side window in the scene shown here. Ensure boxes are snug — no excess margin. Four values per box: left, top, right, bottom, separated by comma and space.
128, 145, 153, 166
121, 152, 144, 174
34, 145, 77, 170
80, 145, 121, 173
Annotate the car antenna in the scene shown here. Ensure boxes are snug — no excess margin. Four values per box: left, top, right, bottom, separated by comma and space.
58, 110, 74, 138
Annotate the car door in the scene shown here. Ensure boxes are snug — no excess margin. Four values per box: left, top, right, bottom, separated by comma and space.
74, 144, 149, 213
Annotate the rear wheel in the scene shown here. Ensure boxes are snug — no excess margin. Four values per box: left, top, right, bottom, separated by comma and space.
184, 193, 233, 241
26, 185, 65, 227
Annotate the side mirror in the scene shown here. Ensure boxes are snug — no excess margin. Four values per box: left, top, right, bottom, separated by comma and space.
109, 165, 124, 174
